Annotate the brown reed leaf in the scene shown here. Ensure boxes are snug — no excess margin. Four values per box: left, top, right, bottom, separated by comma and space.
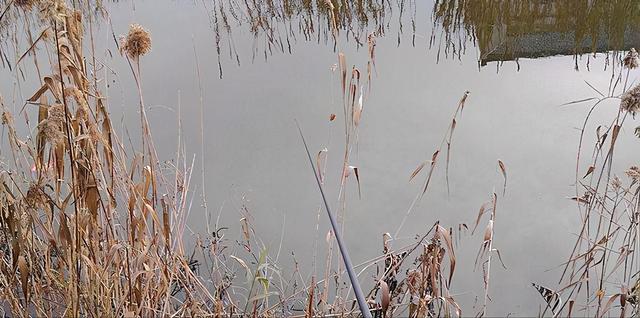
498, 160, 507, 195
339, 53, 346, 95
162, 198, 170, 248
444, 296, 462, 317
380, 280, 390, 315
610, 125, 621, 152
306, 276, 315, 318
567, 299, 575, 317
409, 161, 426, 181
436, 224, 456, 285
483, 220, 493, 243
354, 91, 363, 126
422, 150, 440, 195
472, 202, 490, 234
17, 255, 28, 304
240, 217, 250, 242
316, 148, 327, 183
583, 165, 595, 178
600, 294, 621, 317
352, 166, 361, 199
16, 27, 51, 66
230, 255, 251, 281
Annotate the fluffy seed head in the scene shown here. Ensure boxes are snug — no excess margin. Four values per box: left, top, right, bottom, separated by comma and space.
48, 103, 65, 123
626, 166, 640, 182
40, 104, 65, 146
611, 176, 622, 190
120, 24, 152, 59
620, 84, 640, 116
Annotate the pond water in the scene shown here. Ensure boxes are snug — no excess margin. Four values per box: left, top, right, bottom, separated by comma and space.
3, 0, 640, 316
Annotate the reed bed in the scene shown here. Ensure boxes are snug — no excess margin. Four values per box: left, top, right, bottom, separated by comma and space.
2, 0, 640, 317
533, 51, 640, 318
0, 1, 471, 316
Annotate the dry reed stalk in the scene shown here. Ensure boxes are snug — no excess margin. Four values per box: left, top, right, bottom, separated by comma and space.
547, 55, 640, 317
0, 2, 216, 316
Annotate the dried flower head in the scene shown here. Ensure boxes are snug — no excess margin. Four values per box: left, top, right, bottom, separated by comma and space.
611, 176, 622, 190
620, 84, 640, 116
624, 48, 639, 69
1, 111, 12, 125
48, 103, 65, 123
626, 166, 640, 182
120, 24, 152, 59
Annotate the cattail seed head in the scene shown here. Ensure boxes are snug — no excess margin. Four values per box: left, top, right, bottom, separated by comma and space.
120, 24, 152, 59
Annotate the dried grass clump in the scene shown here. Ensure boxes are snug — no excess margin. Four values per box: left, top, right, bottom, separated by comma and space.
0, 9, 218, 316
120, 24, 152, 59
15, 0, 35, 9
24, 184, 47, 210
624, 48, 639, 69
610, 176, 622, 190
37, 0, 68, 22
620, 84, 640, 116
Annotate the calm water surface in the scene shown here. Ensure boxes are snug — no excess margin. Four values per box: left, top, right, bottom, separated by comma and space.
4, 0, 640, 315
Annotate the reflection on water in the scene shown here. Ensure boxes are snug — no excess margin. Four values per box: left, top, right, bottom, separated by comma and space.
203, 0, 640, 72
205, 0, 415, 77
3, 0, 638, 74
431, 0, 640, 69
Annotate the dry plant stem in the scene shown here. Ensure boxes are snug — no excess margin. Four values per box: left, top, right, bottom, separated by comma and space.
562, 96, 618, 286
394, 92, 468, 238
557, 73, 636, 316
297, 122, 372, 318
192, 38, 209, 222
53, 20, 82, 316
482, 202, 495, 317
